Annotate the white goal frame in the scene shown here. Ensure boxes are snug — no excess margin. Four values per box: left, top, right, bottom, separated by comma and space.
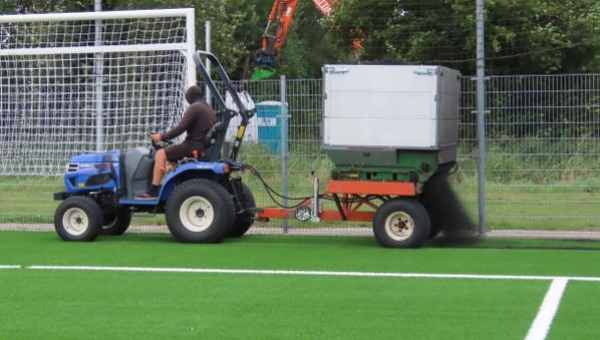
0, 8, 196, 176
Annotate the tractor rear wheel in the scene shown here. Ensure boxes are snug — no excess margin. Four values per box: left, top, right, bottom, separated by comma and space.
229, 182, 256, 238
54, 196, 103, 242
102, 208, 133, 236
165, 179, 235, 243
373, 198, 431, 248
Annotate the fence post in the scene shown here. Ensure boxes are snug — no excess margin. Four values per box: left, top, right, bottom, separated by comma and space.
280, 75, 290, 233
476, 0, 487, 235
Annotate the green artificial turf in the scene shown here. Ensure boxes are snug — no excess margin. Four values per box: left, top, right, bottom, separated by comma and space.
1, 232, 600, 340
547, 281, 600, 340
1, 270, 547, 340
1, 232, 600, 275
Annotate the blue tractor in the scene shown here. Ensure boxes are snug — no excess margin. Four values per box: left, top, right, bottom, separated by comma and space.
53, 51, 257, 243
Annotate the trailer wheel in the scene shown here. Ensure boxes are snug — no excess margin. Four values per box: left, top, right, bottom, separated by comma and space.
101, 208, 132, 236
54, 196, 103, 242
229, 183, 256, 238
165, 179, 235, 243
373, 199, 431, 248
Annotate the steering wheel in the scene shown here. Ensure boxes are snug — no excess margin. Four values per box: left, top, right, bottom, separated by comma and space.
149, 133, 174, 151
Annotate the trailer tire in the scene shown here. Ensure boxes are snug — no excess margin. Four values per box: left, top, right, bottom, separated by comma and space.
101, 208, 132, 236
166, 179, 235, 243
229, 183, 256, 238
373, 198, 431, 248
54, 196, 103, 242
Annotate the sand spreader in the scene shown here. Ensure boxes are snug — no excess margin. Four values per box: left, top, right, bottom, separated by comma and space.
257, 63, 470, 248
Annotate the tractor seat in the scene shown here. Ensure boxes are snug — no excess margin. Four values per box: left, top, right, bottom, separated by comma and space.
182, 122, 224, 162
204, 121, 224, 149
193, 121, 224, 161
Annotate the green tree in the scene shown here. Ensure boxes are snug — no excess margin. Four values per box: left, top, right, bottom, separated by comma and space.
1, 0, 94, 12
271, 0, 339, 79
328, 0, 600, 75
110, 0, 261, 79
1, 0, 344, 80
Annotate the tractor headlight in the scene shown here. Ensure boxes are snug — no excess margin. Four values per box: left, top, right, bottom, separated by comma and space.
66, 163, 97, 172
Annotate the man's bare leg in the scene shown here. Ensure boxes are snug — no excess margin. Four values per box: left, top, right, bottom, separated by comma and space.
152, 149, 167, 186
136, 149, 167, 199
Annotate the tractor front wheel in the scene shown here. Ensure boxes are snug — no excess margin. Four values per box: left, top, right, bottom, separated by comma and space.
373, 198, 431, 248
165, 179, 235, 243
54, 196, 103, 242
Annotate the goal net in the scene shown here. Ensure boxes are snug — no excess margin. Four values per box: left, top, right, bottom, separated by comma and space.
0, 8, 196, 176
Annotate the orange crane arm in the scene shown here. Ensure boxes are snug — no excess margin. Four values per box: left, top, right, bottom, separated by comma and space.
252, 0, 361, 80
256, 0, 335, 65
261, 0, 301, 56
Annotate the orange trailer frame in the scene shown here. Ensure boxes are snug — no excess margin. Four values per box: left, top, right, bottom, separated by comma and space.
256, 180, 418, 222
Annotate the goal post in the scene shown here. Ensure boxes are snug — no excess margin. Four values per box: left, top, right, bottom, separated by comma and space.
0, 8, 196, 176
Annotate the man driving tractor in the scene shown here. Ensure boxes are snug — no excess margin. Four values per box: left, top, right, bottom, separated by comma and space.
136, 85, 218, 199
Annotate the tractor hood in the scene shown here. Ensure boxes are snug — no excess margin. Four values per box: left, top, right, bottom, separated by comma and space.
65, 151, 121, 178
62, 150, 121, 194
67, 151, 120, 172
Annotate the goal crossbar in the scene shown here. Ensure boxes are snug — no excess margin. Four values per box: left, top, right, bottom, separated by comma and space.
0, 44, 190, 56
0, 8, 194, 23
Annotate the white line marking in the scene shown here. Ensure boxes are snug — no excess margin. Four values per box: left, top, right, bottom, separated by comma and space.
22, 265, 600, 282
0, 265, 21, 269
524, 278, 569, 340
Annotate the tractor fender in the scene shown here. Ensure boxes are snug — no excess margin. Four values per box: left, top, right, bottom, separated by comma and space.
169, 161, 230, 175
157, 161, 231, 200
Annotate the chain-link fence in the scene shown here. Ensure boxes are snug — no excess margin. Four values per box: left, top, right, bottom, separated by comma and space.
2, 74, 600, 233
460, 75, 600, 230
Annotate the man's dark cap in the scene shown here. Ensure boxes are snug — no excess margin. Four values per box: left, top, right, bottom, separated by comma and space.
185, 85, 203, 104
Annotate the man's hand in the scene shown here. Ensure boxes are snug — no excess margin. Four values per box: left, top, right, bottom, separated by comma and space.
150, 133, 162, 142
